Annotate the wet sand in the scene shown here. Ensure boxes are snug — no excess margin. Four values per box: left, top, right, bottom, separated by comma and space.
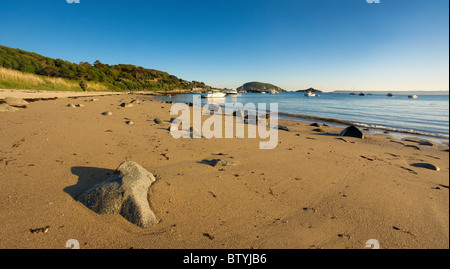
0, 92, 448, 249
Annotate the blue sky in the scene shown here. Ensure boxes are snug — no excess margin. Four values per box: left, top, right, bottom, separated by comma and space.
0, 0, 448, 91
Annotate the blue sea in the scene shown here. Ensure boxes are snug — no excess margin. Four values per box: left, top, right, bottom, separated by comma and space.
157, 92, 449, 144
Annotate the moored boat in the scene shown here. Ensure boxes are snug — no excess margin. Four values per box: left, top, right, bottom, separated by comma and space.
304, 91, 316, 97
226, 89, 241, 96
201, 90, 226, 98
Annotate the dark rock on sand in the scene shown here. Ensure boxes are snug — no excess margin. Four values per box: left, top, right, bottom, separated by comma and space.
310, 123, 321, 127
78, 161, 158, 228
102, 111, 113, 116
277, 125, 292, 132
410, 163, 440, 171
120, 103, 134, 108
203, 159, 237, 167
340, 125, 364, 139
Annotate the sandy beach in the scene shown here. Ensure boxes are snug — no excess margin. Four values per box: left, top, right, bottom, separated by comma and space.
0, 91, 448, 249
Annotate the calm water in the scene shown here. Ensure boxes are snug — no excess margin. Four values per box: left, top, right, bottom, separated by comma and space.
158, 92, 449, 143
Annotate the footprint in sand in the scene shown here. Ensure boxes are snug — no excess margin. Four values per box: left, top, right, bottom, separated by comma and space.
398, 166, 418, 175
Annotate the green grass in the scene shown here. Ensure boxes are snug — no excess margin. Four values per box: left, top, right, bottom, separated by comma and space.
0, 66, 112, 92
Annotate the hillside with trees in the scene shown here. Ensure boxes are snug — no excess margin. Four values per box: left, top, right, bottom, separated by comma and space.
0, 45, 210, 92
237, 81, 286, 92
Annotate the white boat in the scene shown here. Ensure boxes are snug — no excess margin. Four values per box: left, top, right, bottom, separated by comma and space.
261, 91, 266, 94
201, 90, 226, 98
304, 91, 316, 97
225, 89, 241, 96
269, 89, 277, 94
408, 95, 418, 99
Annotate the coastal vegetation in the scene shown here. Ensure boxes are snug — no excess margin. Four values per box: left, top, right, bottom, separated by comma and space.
237, 81, 286, 93
0, 66, 108, 91
0, 45, 210, 92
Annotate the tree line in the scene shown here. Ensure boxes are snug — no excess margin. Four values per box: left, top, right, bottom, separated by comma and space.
0, 45, 209, 91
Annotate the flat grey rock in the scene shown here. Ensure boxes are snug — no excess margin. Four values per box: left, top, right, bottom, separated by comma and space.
4, 97, 29, 106
78, 161, 158, 228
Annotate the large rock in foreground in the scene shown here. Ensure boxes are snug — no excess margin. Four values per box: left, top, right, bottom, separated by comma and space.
340, 125, 364, 139
78, 161, 157, 228
4, 97, 29, 106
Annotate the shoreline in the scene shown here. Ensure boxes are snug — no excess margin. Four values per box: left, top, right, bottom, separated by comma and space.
2, 88, 447, 145
277, 112, 449, 145
152, 95, 450, 146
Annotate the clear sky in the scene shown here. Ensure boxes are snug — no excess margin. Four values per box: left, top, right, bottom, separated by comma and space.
0, 0, 448, 91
